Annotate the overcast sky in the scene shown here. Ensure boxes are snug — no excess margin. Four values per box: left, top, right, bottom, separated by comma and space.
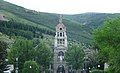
4, 0, 120, 14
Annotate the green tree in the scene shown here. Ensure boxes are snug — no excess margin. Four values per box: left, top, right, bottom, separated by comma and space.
35, 40, 53, 72
65, 44, 85, 71
93, 18, 120, 73
7, 37, 35, 72
0, 41, 7, 73
22, 61, 39, 73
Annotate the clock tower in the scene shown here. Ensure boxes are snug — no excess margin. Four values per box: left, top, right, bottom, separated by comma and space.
54, 15, 68, 73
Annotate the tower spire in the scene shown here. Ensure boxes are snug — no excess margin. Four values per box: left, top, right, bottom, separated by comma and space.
59, 15, 63, 23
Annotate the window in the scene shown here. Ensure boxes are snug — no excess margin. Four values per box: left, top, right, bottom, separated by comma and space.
60, 39, 62, 44
58, 51, 64, 61
63, 32, 64, 37
60, 33, 62, 37
57, 39, 59, 44
60, 28, 62, 30
63, 39, 65, 44
57, 65, 65, 72
57, 32, 59, 37
58, 51, 64, 56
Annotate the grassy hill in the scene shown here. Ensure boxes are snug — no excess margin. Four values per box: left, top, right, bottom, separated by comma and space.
0, 0, 120, 43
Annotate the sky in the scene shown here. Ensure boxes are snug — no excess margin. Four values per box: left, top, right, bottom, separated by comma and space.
4, 0, 120, 14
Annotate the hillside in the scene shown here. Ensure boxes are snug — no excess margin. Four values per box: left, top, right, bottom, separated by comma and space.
64, 13, 120, 29
0, 0, 120, 43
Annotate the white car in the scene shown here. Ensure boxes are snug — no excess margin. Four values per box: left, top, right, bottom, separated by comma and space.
4, 70, 11, 73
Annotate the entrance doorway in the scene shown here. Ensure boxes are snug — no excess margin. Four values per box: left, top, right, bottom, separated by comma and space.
57, 65, 65, 73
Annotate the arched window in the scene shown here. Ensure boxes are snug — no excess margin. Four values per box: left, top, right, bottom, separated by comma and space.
57, 65, 65, 73
60, 33, 62, 37
60, 39, 62, 44
58, 51, 64, 61
57, 32, 59, 37
63, 32, 64, 37
63, 39, 65, 44
57, 39, 59, 44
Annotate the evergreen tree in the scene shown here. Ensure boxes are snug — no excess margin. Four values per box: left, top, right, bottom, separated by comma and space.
0, 41, 7, 73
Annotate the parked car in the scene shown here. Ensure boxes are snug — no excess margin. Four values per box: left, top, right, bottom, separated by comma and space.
4, 70, 11, 73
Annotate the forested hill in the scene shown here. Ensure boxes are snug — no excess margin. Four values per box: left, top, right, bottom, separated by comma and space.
0, 0, 120, 43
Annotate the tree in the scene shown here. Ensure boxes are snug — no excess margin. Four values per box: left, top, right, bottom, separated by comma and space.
0, 41, 7, 73
93, 18, 120, 73
22, 61, 39, 73
35, 39, 53, 72
65, 44, 85, 71
7, 37, 35, 72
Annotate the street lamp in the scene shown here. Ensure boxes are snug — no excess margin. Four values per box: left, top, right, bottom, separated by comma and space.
98, 65, 100, 67
89, 67, 91, 73
5, 59, 8, 62
29, 65, 32, 73
15, 58, 18, 73
5, 59, 8, 66
5, 59, 9, 70
89, 67, 90, 70
98, 64, 100, 70
30, 66, 32, 69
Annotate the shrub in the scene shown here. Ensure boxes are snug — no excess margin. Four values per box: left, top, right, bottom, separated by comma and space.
91, 69, 104, 73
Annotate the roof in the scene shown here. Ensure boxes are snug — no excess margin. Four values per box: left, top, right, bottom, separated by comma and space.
56, 23, 66, 31
56, 23, 65, 28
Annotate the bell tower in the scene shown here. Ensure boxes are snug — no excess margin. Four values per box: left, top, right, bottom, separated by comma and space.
54, 15, 68, 73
